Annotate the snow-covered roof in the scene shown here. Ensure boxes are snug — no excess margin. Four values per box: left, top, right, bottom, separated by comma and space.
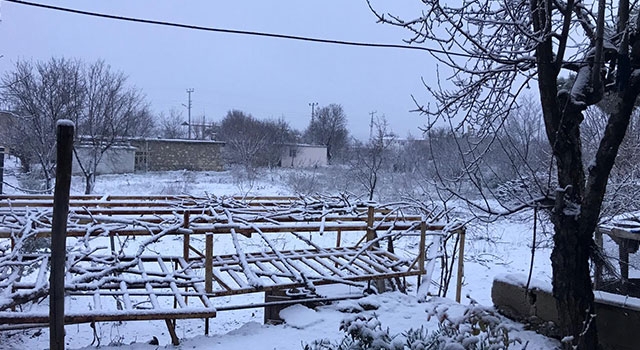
129, 137, 225, 145
281, 143, 326, 148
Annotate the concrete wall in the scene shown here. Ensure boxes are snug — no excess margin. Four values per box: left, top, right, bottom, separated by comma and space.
492, 273, 640, 350
72, 145, 135, 175
130, 139, 224, 172
280, 144, 327, 168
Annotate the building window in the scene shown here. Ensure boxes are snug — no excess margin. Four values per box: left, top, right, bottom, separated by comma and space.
289, 148, 298, 158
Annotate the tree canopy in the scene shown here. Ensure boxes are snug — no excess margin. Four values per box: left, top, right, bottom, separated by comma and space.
369, 0, 640, 347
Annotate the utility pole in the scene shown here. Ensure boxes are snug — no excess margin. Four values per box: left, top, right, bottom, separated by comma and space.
369, 111, 377, 140
308, 102, 318, 123
186, 88, 194, 139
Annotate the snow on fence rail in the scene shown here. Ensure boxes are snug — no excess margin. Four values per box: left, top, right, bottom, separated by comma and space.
0, 194, 464, 344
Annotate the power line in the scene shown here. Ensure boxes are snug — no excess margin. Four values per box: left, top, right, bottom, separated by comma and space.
6, 0, 477, 59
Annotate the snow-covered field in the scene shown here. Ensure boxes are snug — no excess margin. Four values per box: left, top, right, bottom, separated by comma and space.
0, 159, 561, 349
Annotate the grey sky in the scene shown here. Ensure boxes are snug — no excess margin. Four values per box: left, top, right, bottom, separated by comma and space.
0, 1, 433, 140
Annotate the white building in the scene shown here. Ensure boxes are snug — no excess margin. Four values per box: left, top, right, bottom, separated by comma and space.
72, 144, 136, 175
280, 144, 327, 168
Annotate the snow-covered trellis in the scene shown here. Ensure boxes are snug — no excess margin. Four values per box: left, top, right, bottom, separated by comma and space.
0, 194, 463, 344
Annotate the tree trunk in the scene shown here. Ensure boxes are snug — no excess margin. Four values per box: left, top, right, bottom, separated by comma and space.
551, 208, 598, 348
44, 171, 52, 193
84, 173, 95, 194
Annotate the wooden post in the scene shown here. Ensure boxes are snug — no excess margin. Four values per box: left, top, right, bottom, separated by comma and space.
366, 204, 384, 292
176, 211, 191, 330
594, 229, 603, 290
455, 228, 466, 303
105, 196, 116, 252
620, 239, 630, 294
204, 232, 213, 335
183, 212, 190, 261
164, 319, 180, 345
50, 121, 74, 350
366, 205, 377, 244
205, 234, 213, 293
417, 221, 427, 290
335, 229, 342, 268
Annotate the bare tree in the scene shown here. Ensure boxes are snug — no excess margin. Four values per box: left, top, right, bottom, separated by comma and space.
189, 115, 218, 140
1, 58, 151, 194
350, 116, 396, 200
304, 104, 349, 162
582, 106, 640, 218
218, 110, 298, 169
159, 108, 187, 139
219, 110, 270, 171
74, 60, 150, 194
1, 58, 85, 190
369, 0, 640, 346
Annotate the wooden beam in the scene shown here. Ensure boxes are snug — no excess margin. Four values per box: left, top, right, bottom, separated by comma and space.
183, 212, 190, 262
455, 228, 466, 303
417, 221, 427, 290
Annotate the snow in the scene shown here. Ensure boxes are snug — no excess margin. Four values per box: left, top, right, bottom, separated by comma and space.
279, 304, 323, 329
0, 163, 563, 349
56, 119, 75, 128
594, 291, 640, 311
494, 273, 552, 293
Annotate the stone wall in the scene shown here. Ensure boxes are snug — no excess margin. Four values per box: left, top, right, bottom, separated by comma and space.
492, 273, 640, 350
130, 139, 224, 172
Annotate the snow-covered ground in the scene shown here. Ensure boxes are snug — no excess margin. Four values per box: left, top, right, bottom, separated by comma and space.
0, 159, 561, 349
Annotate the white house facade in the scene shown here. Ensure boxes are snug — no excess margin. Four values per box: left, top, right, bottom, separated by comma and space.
72, 144, 136, 175
280, 144, 327, 168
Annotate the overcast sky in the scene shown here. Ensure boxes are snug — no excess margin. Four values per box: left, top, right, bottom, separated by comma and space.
0, 0, 434, 140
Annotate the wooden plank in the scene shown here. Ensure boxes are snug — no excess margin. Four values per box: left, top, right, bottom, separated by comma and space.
355, 252, 396, 274
68, 290, 207, 297
325, 248, 365, 275
0, 218, 430, 239
254, 260, 283, 284
156, 257, 187, 309
298, 256, 329, 278
175, 257, 215, 309
304, 251, 346, 277
120, 281, 133, 310
226, 269, 250, 289
0, 309, 218, 324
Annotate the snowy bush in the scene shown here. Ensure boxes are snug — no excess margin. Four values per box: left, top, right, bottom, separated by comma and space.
17, 170, 50, 193
426, 299, 519, 349
287, 170, 321, 195
303, 302, 520, 350
303, 314, 403, 350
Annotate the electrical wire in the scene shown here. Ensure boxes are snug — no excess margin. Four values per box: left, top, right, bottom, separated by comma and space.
6, 0, 479, 59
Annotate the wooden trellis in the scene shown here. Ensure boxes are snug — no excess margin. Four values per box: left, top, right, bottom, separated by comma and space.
0, 194, 461, 345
